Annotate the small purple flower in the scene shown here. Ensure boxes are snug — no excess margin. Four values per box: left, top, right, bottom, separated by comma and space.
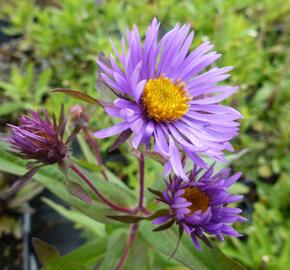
8, 110, 67, 165
95, 18, 241, 180
152, 165, 246, 250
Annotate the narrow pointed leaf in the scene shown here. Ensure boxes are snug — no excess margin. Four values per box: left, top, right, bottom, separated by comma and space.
109, 129, 132, 152
65, 125, 82, 145
197, 234, 214, 249
8, 166, 41, 196
67, 181, 92, 204
153, 218, 175, 232
147, 187, 163, 198
106, 215, 144, 223
142, 150, 167, 164
58, 103, 67, 139
146, 209, 170, 221
52, 89, 108, 107
32, 238, 60, 266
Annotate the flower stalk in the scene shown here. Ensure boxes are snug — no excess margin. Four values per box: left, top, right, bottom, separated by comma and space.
114, 223, 139, 270
138, 153, 145, 210
82, 126, 108, 181
70, 163, 134, 213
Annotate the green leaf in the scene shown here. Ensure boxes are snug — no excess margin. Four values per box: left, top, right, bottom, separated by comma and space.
43, 198, 106, 236
98, 228, 128, 270
124, 234, 153, 270
153, 218, 175, 232
107, 209, 170, 224
52, 88, 105, 107
67, 180, 92, 204
61, 238, 107, 267
229, 182, 249, 195
142, 150, 166, 165
9, 181, 44, 208
72, 158, 101, 173
0, 102, 24, 116
146, 209, 171, 220
35, 68, 52, 104
79, 167, 136, 207
147, 187, 163, 198
0, 149, 118, 224
7, 165, 42, 196
107, 214, 144, 224
109, 129, 132, 152
140, 222, 246, 270
32, 238, 60, 269
58, 262, 89, 270
76, 134, 97, 164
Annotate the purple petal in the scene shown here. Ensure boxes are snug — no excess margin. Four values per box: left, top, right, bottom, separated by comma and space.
94, 122, 131, 138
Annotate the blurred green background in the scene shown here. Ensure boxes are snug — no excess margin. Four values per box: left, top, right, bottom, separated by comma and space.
0, 0, 289, 269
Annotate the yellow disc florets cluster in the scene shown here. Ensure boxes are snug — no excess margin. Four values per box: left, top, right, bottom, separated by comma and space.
142, 75, 191, 122
183, 187, 209, 215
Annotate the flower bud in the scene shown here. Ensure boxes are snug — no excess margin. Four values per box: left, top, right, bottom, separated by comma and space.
8, 110, 68, 165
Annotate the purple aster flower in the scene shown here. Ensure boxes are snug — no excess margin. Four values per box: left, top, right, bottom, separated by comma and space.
95, 18, 241, 180
8, 110, 68, 164
152, 164, 246, 250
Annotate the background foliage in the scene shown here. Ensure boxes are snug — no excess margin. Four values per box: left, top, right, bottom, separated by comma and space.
0, 0, 289, 269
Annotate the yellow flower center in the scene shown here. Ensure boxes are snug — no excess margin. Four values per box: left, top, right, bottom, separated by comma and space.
183, 187, 209, 215
142, 75, 191, 122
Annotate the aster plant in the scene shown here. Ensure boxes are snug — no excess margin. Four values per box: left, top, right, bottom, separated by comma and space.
1, 19, 247, 270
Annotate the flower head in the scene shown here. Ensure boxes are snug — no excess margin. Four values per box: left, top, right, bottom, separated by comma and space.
95, 18, 241, 180
8, 109, 67, 165
152, 164, 246, 250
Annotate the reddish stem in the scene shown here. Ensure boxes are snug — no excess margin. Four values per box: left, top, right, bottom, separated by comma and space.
114, 224, 139, 270
83, 127, 108, 181
70, 163, 133, 213
138, 153, 145, 209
